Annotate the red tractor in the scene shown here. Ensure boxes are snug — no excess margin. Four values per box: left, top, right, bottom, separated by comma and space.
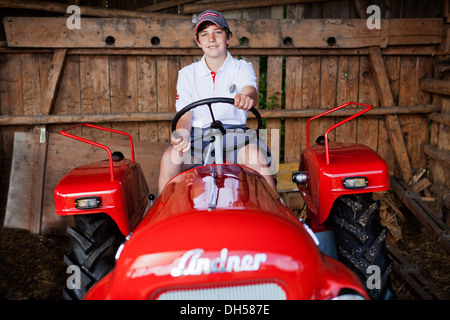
54, 98, 394, 300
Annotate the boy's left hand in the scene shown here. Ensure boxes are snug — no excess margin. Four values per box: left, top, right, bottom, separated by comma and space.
234, 93, 254, 111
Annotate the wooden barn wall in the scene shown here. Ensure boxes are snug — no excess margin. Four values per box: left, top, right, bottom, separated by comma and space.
0, 0, 445, 225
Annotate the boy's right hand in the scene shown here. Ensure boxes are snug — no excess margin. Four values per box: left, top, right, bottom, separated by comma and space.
172, 129, 191, 155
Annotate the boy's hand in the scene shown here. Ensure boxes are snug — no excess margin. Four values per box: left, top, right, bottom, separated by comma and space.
172, 129, 191, 155
234, 93, 254, 111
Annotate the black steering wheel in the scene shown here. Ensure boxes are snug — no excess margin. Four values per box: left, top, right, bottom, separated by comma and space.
171, 97, 262, 133
171, 97, 263, 164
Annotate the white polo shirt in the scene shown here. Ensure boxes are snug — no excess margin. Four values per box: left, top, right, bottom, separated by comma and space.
175, 52, 257, 128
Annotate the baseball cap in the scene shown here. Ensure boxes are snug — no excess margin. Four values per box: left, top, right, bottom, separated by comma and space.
195, 10, 230, 33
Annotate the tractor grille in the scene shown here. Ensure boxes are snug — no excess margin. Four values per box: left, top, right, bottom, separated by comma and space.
156, 283, 287, 300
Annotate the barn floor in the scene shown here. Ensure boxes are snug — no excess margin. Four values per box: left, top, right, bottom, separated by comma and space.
0, 214, 448, 300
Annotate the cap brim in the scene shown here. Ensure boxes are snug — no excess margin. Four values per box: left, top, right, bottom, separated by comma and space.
195, 19, 225, 33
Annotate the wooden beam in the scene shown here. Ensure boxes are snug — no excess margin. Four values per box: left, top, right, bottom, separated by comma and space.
182, 0, 332, 14
368, 46, 413, 183
4, 133, 40, 232
42, 49, 66, 116
0, 0, 183, 18
0, 45, 439, 56
0, 104, 441, 126
421, 78, 450, 96
3, 17, 442, 49
423, 143, 450, 168
427, 112, 450, 126
139, 0, 195, 12
411, 178, 432, 194
352, 0, 367, 19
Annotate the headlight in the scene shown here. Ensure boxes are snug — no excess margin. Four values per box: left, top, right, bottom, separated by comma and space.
343, 177, 368, 189
292, 171, 309, 184
74, 196, 100, 209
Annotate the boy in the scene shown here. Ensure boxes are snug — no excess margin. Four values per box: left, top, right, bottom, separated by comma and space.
158, 10, 275, 193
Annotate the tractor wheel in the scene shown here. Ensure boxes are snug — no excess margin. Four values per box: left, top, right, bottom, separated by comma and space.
63, 213, 124, 300
330, 194, 396, 300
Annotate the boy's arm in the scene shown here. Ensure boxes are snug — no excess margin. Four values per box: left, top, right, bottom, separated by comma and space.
234, 85, 258, 111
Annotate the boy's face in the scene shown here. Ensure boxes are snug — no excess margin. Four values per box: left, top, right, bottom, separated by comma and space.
195, 24, 231, 59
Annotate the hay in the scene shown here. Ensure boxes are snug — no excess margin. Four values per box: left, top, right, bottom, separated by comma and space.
394, 218, 450, 298
0, 227, 68, 300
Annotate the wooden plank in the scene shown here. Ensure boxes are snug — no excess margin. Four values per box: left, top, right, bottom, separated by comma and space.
302, 56, 320, 149
4, 132, 39, 231
265, 56, 283, 161
156, 56, 171, 144
137, 56, 158, 143
352, 0, 366, 19
183, 0, 333, 14
428, 112, 450, 126
64, 45, 439, 56
261, 4, 283, 160
20, 53, 42, 116
275, 162, 299, 192
381, 55, 401, 175
109, 55, 139, 139
411, 178, 432, 194
0, 0, 182, 18
430, 98, 450, 187
2, 45, 439, 56
368, 46, 412, 183
318, 56, 338, 141
0, 104, 441, 126
41, 49, 67, 116
423, 143, 450, 168
388, 18, 443, 45
245, 56, 260, 130
79, 55, 111, 138
139, 0, 195, 12
53, 53, 81, 134
398, 56, 420, 171
286, 2, 305, 19
3, 17, 443, 49
168, 56, 179, 113
165, 55, 179, 143
409, 167, 427, 186
335, 56, 359, 144
384, 56, 401, 103
284, 56, 303, 163
357, 56, 379, 151
411, 56, 433, 170
421, 78, 450, 96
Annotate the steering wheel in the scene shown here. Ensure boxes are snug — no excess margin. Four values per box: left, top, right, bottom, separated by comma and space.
171, 97, 263, 164
172, 97, 262, 132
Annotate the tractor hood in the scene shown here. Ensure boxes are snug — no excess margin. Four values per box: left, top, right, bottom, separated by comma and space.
152, 164, 293, 223
85, 164, 368, 300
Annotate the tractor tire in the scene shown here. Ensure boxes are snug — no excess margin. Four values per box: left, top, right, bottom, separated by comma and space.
63, 213, 124, 300
330, 194, 396, 300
